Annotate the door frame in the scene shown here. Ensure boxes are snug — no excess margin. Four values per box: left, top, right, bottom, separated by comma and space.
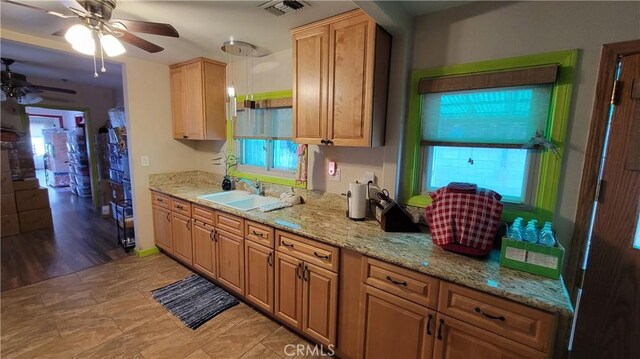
564, 39, 640, 303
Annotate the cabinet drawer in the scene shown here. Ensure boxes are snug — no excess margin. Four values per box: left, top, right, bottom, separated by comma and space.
215, 211, 244, 237
151, 191, 170, 209
438, 282, 556, 353
276, 230, 339, 272
171, 197, 191, 216
245, 220, 274, 248
361, 257, 439, 310
192, 204, 215, 225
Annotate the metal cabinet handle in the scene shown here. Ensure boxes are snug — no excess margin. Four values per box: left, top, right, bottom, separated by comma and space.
386, 276, 408, 286
320, 139, 327, 144
427, 314, 433, 336
267, 252, 273, 267
437, 319, 444, 340
313, 251, 330, 260
176, 204, 184, 210
303, 265, 309, 281
186, 219, 191, 231
281, 240, 294, 248
183, 135, 188, 139
475, 307, 505, 321
296, 263, 302, 279
326, 139, 333, 145
157, 198, 164, 202
166, 212, 171, 222
252, 230, 264, 237
209, 228, 216, 242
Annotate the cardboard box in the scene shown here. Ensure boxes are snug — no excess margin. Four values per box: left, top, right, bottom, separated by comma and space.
1, 171, 13, 194
500, 237, 565, 279
15, 188, 50, 212
12, 178, 39, 191
1, 193, 17, 215
18, 208, 53, 232
1, 214, 20, 237
1, 150, 9, 172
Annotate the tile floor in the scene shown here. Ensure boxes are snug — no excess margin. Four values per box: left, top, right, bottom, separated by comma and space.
0, 254, 324, 359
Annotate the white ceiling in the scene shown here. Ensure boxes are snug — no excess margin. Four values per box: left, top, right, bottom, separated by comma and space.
0, 1, 467, 89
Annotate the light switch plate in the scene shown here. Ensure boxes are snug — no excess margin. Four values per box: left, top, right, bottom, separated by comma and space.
141, 156, 149, 167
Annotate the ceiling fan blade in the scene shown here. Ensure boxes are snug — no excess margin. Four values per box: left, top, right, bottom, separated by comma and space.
31, 85, 77, 95
57, 0, 87, 15
1, 0, 76, 18
119, 31, 164, 53
110, 19, 179, 38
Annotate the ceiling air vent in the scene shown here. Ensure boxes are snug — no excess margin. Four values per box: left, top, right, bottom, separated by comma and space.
260, 0, 309, 16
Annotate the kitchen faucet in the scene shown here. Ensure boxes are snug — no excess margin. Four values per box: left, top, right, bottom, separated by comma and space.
236, 178, 264, 196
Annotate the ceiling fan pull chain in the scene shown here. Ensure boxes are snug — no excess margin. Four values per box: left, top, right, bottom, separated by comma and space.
92, 51, 98, 78
100, 39, 106, 73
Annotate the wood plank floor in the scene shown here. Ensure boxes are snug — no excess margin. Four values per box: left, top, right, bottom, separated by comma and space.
1, 185, 130, 291
0, 254, 319, 359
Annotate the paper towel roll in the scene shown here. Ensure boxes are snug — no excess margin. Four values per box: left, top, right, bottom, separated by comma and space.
347, 182, 367, 220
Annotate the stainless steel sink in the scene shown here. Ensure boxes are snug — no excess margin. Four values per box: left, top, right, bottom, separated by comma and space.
198, 190, 281, 211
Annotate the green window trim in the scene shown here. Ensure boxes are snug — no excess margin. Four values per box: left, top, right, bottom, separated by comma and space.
227, 89, 307, 189
401, 49, 578, 223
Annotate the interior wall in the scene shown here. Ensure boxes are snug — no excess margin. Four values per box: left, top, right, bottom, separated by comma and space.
0, 29, 200, 252
411, 1, 640, 252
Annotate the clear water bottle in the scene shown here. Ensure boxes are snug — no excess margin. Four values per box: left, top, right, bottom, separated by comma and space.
507, 220, 523, 240
523, 222, 539, 243
539, 223, 556, 247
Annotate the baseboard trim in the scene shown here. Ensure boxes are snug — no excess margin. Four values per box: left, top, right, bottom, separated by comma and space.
135, 246, 160, 258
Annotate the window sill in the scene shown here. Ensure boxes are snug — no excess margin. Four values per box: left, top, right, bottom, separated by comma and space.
229, 168, 306, 189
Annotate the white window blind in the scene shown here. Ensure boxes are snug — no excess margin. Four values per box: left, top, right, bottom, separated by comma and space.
234, 108, 292, 139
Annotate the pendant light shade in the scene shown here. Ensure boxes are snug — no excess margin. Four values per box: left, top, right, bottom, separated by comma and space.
65, 24, 95, 56
99, 33, 126, 57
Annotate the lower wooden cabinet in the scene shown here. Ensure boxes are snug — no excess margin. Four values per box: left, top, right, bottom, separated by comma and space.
275, 251, 304, 328
152, 204, 173, 253
432, 314, 546, 359
193, 220, 216, 279
216, 229, 245, 295
244, 240, 274, 313
274, 250, 339, 346
171, 212, 193, 266
359, 285, 436, 359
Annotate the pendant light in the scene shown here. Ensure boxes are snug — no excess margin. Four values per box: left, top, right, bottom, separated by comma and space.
221, 40, 267, 119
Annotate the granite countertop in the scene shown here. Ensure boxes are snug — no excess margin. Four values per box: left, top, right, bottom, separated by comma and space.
149, 181, 574, 317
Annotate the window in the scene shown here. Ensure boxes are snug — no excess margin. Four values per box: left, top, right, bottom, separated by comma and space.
401, 50, 577, 222
230, 92, 304, 187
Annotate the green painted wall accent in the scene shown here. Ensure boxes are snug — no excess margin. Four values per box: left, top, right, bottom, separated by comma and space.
135, 246, 160, 258
401, 49, 578, 222
227, 89, 306, 189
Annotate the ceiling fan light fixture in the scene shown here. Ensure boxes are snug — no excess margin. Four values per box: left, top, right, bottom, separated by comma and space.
65, 24, 96, 55
16, 93, 43, 105
99, 33, 126, 57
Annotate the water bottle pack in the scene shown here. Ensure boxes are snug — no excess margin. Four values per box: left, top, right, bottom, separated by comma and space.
507, 217, 556, 247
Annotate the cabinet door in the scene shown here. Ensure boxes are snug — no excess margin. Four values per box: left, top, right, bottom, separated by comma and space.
171, 212, 193, 266
193, 220, 216, 279
244, 240, 274, 313
170, 67, 187, 139
274, 251, 303, 329
302, 262, 338, 346
327, 14, 375, 147
202, 61, 227, 140
216, 229, 244, 295
432, 314, 546, 359
359, 285, 435, 359
182, 61, 205, 140
152, 205, 173, 253
292, 25, 328, 144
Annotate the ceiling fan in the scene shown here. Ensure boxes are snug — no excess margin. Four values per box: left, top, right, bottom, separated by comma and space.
3, 0, 179, 53
1, 58, 77, 105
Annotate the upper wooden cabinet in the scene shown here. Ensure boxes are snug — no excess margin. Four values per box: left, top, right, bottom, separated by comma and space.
292, 10, 391, 147
169, 57, 226, 140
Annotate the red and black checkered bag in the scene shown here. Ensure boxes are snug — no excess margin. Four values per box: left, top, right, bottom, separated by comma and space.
425, 182, 503, 256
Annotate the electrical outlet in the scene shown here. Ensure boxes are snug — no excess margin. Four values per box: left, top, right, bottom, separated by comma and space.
329, 168, 341, 182
364, 171, 375, 184
141, 155, 149, 167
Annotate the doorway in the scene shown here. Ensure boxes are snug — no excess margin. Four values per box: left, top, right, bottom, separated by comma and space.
568, 40, 640, 357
